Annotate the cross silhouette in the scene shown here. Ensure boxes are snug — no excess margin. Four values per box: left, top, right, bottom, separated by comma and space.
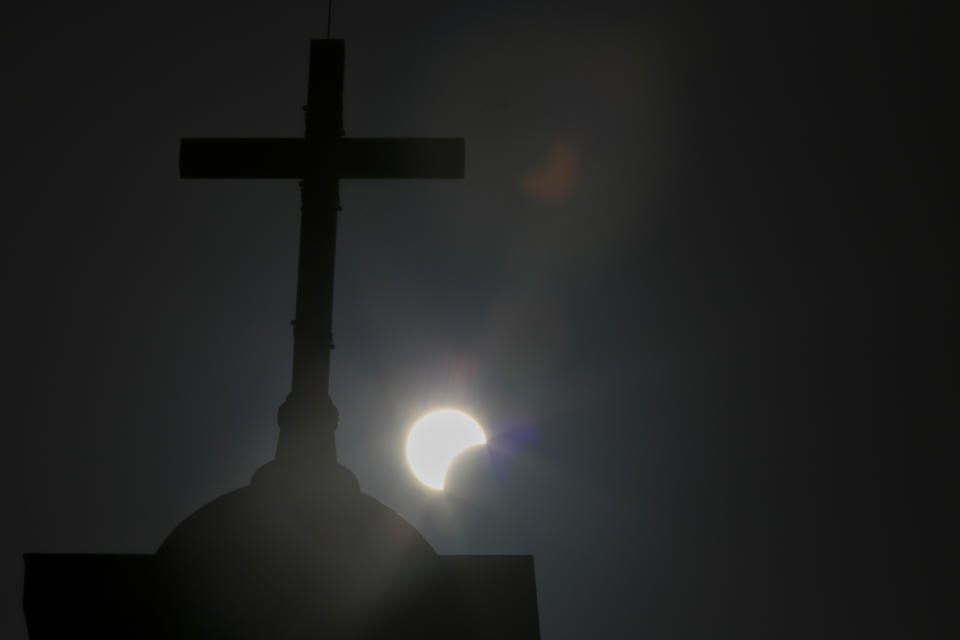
179, 40, 464, 466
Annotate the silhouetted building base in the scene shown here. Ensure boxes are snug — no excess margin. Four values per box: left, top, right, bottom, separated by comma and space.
24, 452, 539, 638
24, 553, 538, 639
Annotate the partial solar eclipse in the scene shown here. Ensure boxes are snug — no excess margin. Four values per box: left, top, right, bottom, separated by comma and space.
406, 409, 487, 490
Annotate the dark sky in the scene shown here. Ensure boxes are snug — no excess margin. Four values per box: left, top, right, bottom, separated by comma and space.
3, 1, 953, 638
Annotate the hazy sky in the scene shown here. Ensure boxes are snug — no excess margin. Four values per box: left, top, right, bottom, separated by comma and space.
3, 2, 952, 638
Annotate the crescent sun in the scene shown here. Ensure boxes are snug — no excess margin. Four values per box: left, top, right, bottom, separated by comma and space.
406, 409, 487, 490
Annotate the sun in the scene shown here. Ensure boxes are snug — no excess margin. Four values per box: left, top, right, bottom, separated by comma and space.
406, 409, 487, 490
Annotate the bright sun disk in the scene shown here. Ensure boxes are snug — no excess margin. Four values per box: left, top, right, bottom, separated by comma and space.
406, 409, 486, 490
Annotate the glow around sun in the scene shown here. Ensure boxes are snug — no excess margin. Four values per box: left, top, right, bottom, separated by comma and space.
406, 409, 487, 490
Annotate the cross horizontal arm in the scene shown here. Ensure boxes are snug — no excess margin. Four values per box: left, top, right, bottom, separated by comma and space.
180, 138, 464, 179
336, 138, 464, 179
180, 139, 302, 178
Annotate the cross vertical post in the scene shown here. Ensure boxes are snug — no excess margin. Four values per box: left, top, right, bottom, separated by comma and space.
279, 40, 345, 466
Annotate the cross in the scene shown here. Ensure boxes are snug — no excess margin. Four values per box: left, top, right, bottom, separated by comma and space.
179, 39, 464, 466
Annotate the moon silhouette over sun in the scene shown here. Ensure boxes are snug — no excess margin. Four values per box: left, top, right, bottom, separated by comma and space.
406, 409, 487, 490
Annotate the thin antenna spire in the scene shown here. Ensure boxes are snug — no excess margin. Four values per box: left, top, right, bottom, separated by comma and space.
327, 0, 333, 39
